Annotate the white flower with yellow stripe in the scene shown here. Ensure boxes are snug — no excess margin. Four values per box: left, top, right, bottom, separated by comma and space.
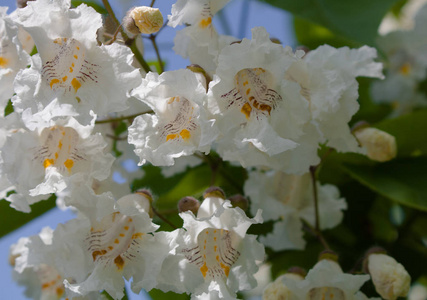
0, 101, 114, 212
157, 193, 264, 299
128, 69, 217, 166
12, 0, 141, 124
208, 27, 320, 174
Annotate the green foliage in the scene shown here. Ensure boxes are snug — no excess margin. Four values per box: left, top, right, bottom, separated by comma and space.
342, 157, 427, 212
149, 289, 190, 300
0, 194, 56, 238
262, 0, 398, 45
71, 0, 108, 14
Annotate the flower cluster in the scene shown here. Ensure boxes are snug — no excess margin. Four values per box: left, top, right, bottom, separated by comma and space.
1, 0, 412, 299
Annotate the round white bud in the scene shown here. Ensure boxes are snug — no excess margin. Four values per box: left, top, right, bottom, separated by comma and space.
354, 127, 397, 162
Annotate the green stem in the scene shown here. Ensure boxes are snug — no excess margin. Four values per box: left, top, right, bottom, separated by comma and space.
302, 219, 331, 250
150, 35, 164, 73
95, 110, 153, 124
101, 0, 151, 73
150, 0, 156, 7
310, 165, 320, 232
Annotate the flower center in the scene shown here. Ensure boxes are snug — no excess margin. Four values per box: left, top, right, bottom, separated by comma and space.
42, 38, 99, 95
159, 96, 197, 142
35, 126, 82, 174
87, 213, 144, 270
221, 68, 282, 119
308, 287, 345, 300
183, 228, 241, 280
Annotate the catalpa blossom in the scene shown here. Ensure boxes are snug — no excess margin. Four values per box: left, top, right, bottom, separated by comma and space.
12, 0, 141, 124
64, 192, 173, 300
157, 193, 264, 299
285, 45, 384, 153
282, 258, 376, 300
245, 169, 347, 251
128, 69, 217, 166
371, 3, 427, 115
0, 6, 31, 116
168, 0, 230, 28
10, 226, 98, 300
0, 102, 114, 212
208, 27, 320, 174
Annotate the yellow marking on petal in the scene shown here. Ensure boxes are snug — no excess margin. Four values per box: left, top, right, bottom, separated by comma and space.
50, 78, 60, 89
76, 96, 81, 103
124, 226, 129, 230
0, 57, 9, 68
200, 262, 208, 277
108, 246, 114, 250
216, 255, 219, 261
119, 233, 125, 237
132, 232, 144, 239
166, 134, 178, 141
76, 46, 80, 50
214, 237, 217, 241
199, 17, 212, 28
73, 55, 78, 59
55, 152, 58, 159
400, 62, 411, 76
92, 249, 107, 261
71, 78, 81, 93
43, 158, 55, 169
56, 287, 64, 296
214, 245, 217, 252
179, 129, 191, 140
114, 255, 125, 270
220, 262, 230, 277
241, 102, 252, 119
243, 80, 248, 86
62, 76, 68, 82
72, 63, 75, 67
246, 88, 251, 95
69, 67, 73, 73
64, 159, 74, 172
58, 140, 63, 149
129, 218, 133, 222
114, 239, 120, 244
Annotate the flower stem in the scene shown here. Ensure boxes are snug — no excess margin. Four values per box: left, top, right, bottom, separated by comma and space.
101, 0, 151, 73
95, 110, 153, 124
149, 34, 164, 73
152, 206, 178, 229
310, 165, 320, 232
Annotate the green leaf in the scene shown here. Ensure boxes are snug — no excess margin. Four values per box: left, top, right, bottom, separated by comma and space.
71, 0, 108, 14
261, 0, 398, 45
149, 289, 190, 300
374, 109, 427, 157
0, 194, 56, 238
342, 157, 427, 212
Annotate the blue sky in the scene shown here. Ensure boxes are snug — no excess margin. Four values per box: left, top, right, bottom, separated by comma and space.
0, 0, 295, 299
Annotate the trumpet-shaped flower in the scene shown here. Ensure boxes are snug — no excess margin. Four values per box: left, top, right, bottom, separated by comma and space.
157, 196, 264, 299
0, 7, 31, 116
208, 27, 321, 174
285, 45, 383, 153
128, 69, 217, 166
245, 169, 347, 251
12, 0, 141, 124
0, 102, 114, 212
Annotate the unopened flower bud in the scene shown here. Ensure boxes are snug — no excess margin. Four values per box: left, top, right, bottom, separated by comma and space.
318, 250, 339, 262
123, 6, 163, 35
203, 186, 226, 200
178, 196, 200, 214
354, 127, 397, 162
229, 194, 249, 211
366, 253, 410, 300
131, 189, 153, 217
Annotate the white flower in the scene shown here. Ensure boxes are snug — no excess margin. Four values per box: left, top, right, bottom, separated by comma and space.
157, 196, 264, 299
129, 69, 218, 166
245, 169, 347, 251
263, 273, 303, 300
12, 0, 141, 124
285, 45, 384, 153
208, 27, 321, 174
0, 102, 114, 212
0, 7, 31, 116
168, 0, 230, 28
283, 259, 372, 300
371, 4, 427, 115
367, 253, 411, 300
